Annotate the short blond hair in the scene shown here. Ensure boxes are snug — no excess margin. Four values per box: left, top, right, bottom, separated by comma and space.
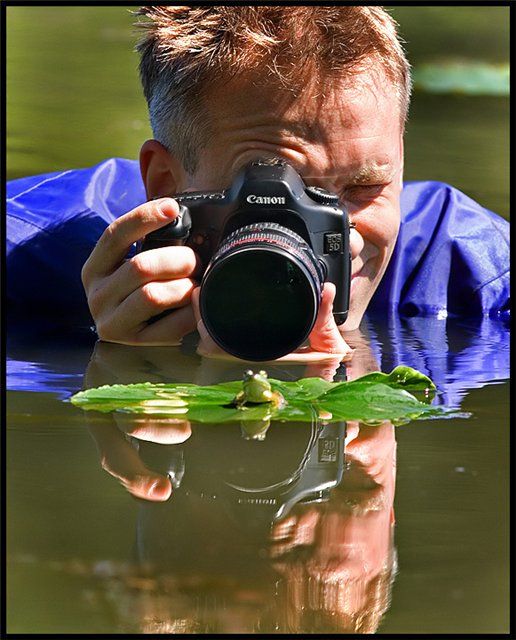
136, 6, 411, 173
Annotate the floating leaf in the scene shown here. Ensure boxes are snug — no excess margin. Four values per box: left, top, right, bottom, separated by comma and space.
70, 366, 464, 425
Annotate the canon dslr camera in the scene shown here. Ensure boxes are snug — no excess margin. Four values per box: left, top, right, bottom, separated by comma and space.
139, 159, 352, 361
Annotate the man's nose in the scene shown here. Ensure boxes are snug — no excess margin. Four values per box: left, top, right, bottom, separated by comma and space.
349, 227, 364, 260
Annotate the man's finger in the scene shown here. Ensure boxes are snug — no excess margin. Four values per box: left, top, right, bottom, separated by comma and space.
191, 287, 229, 357
191, 286, 202, 325
135, 304, 197, 345
82, 197, 180, 286
191, 287, 217, 347
191, 287, 351, 363
90, 246, 200, 314
97, 278, 196, 342
309, 282, 353, 355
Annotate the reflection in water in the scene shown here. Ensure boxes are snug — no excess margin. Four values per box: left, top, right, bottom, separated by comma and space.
6, 315, 509, 633
267, 420, 397, 633
86, 413, 396, 633
79, 332, 398, 633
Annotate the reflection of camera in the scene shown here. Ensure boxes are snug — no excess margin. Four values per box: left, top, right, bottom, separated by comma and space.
137, 420, 346, 528
226, 421, 347, 522
133, 420, 346, 575
139, 159, 352, 361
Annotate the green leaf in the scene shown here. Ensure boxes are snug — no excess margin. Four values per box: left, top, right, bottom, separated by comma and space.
69, 366, 463, 425
316, 383, 442, 423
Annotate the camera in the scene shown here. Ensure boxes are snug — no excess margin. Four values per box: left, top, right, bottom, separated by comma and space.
139, 159, 351, 361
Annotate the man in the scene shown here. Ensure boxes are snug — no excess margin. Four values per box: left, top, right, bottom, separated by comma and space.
80, 6, 408, 359
7, 6, 510, 358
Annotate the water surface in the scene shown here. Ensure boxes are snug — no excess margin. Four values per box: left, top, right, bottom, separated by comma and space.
7, 317, 510, 634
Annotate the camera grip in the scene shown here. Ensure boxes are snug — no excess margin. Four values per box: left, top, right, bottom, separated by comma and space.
138, 205, 192, 252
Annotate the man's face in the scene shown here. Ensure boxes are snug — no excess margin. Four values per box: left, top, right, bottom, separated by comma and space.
174, 68, 403, 331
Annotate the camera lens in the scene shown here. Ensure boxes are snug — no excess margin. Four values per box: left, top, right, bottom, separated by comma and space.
199, 223, 325, 361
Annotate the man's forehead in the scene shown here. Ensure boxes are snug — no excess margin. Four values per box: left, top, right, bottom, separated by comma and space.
275, 123, 401, 184
211, 65, 401, 135
290, 83, 401, 144
204, 132, 400, 188
201, 68, 402, 185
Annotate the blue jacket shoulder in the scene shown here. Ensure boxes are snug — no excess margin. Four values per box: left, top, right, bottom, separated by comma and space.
369, 180, 510, 321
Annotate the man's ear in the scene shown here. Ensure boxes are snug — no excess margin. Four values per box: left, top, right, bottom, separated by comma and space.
139, 139, 187, 199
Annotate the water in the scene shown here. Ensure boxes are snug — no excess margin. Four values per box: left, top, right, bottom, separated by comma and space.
6, 5, 510, 634
6, 316, 510, 634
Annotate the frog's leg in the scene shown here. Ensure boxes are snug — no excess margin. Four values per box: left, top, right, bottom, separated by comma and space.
233, 390, 246, 408
271, 391, 286, 409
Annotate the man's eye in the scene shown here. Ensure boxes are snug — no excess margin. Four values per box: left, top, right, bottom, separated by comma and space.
341, 184, 386, 201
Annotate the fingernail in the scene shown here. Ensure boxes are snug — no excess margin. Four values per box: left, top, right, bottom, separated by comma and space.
157, 198, 178, 217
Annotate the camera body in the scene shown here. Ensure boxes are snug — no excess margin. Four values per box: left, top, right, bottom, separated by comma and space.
140, 159, 351, 359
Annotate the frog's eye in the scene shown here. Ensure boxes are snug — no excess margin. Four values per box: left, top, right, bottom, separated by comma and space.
258, 370, 267, 378
244, 370, 254, 379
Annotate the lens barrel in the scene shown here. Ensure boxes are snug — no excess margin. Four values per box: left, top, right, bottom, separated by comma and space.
199, 222, 325, 361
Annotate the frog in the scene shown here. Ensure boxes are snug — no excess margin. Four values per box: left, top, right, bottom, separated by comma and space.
232, 370, 285, 409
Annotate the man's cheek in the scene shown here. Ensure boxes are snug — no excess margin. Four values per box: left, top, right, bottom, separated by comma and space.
354, 204, 400, 250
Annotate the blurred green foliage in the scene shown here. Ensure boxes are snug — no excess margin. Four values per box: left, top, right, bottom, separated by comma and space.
389, 6, 509, 63
7, 7, 147, 177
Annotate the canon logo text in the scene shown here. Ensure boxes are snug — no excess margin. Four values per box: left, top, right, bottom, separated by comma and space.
246, 195, 286, 205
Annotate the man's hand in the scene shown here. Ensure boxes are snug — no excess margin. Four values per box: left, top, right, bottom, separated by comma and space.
82, 197, 353, 359
192, 282, 353, 364
81, 198, 199, 345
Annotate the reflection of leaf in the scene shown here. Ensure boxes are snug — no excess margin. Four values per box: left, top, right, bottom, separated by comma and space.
413, 62, 509, 96
70, 366, 464, 425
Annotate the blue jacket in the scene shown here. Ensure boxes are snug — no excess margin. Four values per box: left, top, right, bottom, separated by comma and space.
7, 157, 509, 326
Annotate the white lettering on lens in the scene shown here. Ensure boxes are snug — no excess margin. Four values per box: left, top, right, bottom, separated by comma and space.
246, 195, 286, 205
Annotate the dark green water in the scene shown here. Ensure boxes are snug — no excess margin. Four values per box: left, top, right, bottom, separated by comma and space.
6, 6, 510, 634
6, 318, 510, 634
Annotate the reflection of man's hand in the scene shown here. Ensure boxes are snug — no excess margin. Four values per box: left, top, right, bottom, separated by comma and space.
269, 419, 396, 562
269, 503, 321, 559
87, 414, 191, 502
83, 341, 194, 502
191, 284, 353, 364
83, 340, 198, 388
